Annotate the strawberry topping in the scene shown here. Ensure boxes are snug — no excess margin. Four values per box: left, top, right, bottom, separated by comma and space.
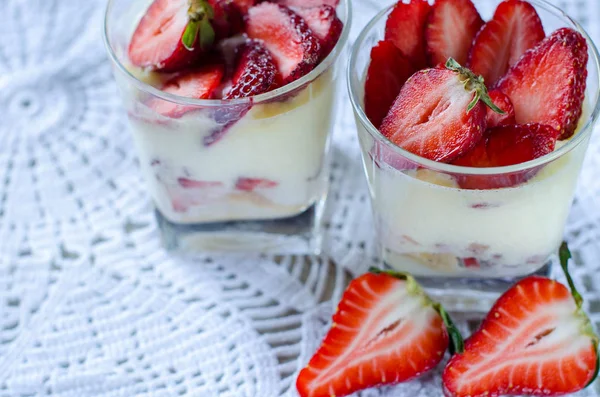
224, 40, 277, 99
292, 5, 343, 59
467, 0, 545, 86
246, 3, 321, 84
364, 40, 415, 128
486, 90, 515, 128
496, 28, 588, 140
384, 0, 432, 69
425, 0, 483, 66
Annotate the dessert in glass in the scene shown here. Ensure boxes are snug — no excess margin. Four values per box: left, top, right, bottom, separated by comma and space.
103, 0, 350, 253
348, 0, 600, 310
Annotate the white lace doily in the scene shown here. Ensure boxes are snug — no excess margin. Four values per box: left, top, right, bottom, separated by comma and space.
1, 0, 600, 395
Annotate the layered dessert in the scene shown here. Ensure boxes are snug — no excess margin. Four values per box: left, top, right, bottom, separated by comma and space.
114, 0, 345, 224
355, 0, 593, 277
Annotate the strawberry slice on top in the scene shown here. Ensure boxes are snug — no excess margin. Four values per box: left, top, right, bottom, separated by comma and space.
364, 40, 416, 128
496, 27, 588, 140
292, 5, 343, 59
224, 40, 277, 99
467, 0, 545, 86
443, 243, 599, 397
296, 269, 461, 397
384, 0, 432, 69
246, 3, 321, 84
486, 90, 515, 128
129, 0, 217, 72
425, 0, 484, 66
380, 59, 503, 163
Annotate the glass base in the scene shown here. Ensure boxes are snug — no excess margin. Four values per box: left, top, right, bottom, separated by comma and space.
386, 261, 553, 313
155, 200, 325, 255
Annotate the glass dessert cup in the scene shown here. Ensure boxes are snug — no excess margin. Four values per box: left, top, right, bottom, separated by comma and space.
348, 0, 600, 311
103, 0, 351, 254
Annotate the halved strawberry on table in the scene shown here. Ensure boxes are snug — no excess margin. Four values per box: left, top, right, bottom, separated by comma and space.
379, 59, 503, 163
292, 5, 343, 60
443, 242, 599, 397
467, 0, 545, 86
296, 269, 462, 397
496, 27, 588, 140
425, 0, 483, 66
385, 0, 432, 69
246, 3, 321, 85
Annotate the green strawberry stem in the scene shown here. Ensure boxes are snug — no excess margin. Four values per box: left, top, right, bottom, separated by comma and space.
182, 0, 215, 51
559, 241, 583, 307
369, 267, 465, 355
445, 58, 505, 115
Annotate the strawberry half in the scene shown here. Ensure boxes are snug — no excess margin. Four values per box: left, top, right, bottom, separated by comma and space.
150, 64, 224, 118
292, 5, 343, 59
380, 59, 502, 163
128, 0, 217, 72
467, 0, 545, 86
296, 269, 461, 397
496, 28, 588, 140
224, 40, 277, 99
486, 90, 515, 128
364, 40, 416, 129
443, 243, 599, 397
425, 0, 483, 66
385, 0, 431, 69
246, 3, 321, 84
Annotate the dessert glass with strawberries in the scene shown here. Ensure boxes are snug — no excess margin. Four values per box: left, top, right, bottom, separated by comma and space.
103, 0, 349, 253
348, 0, 600, 309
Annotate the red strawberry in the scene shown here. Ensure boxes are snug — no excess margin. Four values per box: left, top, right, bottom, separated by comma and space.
246, 3, 321, 84
224, 40, 277, 99
467, 0, 545, 86
296, 269, 461, 397
292, 5, 343, 59
364, 40, 416, 128
380, 59, 501, 163
384, 0, 432, 69
150, 64, 224, 118
276, 0, 339, 7
425, 0, 483, 66
496, 28, 588, 140
486, 90, 515, 127
230, 0, 255, 13
235, 177, 278, 191
452, 123, 557, 189
443, 243, 599, 397
128, 0, 218, 72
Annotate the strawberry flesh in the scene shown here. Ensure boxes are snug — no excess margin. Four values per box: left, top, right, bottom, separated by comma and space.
486, 90, 515, 128
296, 272, 449, 397
364, 40, 416, 128
496, 28, 588, 140
149, 64, 224, 118
225, 40, 277, 99
246, 3, 321, 84
380, 67, 486, 163
425, 0, 483, 66
292, 5, 343, 59
443, 275, 598, 397
467, 0, 545, 86
384, 0, 432, 69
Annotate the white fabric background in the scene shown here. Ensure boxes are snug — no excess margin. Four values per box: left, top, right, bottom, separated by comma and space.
0, 0, 599, 395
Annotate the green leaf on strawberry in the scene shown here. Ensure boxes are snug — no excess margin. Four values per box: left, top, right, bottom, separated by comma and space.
182, 0, 216, 50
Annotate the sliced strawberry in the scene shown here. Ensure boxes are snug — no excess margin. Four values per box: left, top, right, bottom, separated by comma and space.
425, 0, 483, 66
384, 0, 431, 69
496, 28, 588, 140
380, 60, 501, 163
276, 0, 339, 7
230, 0, 255, 13
246, 3, 321, 84
235, 177, 278, 192
129, 0, 217, 72
210, 0, 245, 38
486, 90, 515, 127
292, 5, 343, 59
224, 40, 277, 99
467, 0, 545, 86
150, 64, 224, 118
443, 243, 599, 397
452, 123, 557, 189
297, 270, 458, 397
364, 40, 416, 129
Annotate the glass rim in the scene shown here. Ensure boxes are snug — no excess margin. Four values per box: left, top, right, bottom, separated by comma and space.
102, 0, 352, 107
347, 0, 600, 176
